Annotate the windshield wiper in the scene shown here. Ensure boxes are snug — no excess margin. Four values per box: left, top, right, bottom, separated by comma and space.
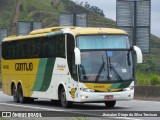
95, 52, 124, 82
95, 54, 105, 82
107, 53, 124, 81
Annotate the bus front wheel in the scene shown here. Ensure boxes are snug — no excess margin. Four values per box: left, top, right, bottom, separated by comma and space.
12, 84, 19, 103
104, 101, 116, 108
60, 87, 72, 108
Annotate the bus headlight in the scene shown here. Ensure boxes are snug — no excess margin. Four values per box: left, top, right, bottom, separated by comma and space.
123, 86, 134, 91
80, 88, 95, 92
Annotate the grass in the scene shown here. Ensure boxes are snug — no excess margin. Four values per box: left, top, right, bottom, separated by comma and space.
136, 71, 160, 86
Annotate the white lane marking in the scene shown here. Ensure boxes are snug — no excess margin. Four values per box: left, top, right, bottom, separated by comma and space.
133, 100, 160, 104
0, 103, 129, 112
0, 102, 64, 111
116, 105, 130, 108
0, 102, 129, 111
110, 117, 141, 120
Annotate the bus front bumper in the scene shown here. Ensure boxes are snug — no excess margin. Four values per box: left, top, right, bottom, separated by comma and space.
77, 90, 134, 103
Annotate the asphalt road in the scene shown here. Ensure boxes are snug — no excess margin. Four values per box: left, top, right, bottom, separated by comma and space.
0, 91, 160, 120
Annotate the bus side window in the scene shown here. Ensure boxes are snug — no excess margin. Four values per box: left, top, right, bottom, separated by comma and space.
48, 36, 56, 57
12, 42, 16, 59
55, 35, 65, 58
30, 39, 37, 58
2, 42, 9, 59
36, 38, 43, 58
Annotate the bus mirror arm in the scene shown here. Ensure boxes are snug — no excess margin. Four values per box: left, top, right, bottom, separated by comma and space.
74, 47, 81, 65
133, 46, 143, 64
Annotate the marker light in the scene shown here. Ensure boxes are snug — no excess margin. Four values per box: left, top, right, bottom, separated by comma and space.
80, 88, 95, 92
123, 86, 134, 91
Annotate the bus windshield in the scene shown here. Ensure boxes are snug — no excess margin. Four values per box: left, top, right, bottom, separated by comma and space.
77, 35, 133, 83
77, 35, 130, 49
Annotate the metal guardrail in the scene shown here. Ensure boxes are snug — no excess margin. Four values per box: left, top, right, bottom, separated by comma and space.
134, 86, 160, 100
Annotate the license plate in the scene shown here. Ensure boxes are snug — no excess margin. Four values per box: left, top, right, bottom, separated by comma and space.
104, 95, 113, 99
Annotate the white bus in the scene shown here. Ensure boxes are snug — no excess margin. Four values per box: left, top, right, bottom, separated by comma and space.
2, 27, 142, 108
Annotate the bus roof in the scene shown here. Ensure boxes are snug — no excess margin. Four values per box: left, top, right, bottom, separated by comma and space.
70, 27, 127, 35
2, 27, 127, 42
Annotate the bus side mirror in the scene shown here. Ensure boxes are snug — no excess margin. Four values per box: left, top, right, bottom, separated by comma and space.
133, 46, 143, 63
74, 47, 81, 65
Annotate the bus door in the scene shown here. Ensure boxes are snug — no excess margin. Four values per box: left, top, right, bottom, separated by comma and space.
66, 34, 79, 100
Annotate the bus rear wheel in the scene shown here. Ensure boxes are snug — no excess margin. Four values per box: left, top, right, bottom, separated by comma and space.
60, 87, 72, 108
12, 85, 19, 103
18, 85, 29, 103
105, 101, 116, 108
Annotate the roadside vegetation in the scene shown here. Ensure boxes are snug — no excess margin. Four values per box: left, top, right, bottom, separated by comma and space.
137, 71, 160, 86
136, 34, 160, 86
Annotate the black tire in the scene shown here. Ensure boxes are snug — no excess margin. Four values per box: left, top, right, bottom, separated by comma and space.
18, 85, 28, 103
51, 100, 61, 106
60, 87, 72, 108
12, 85, 19, 103
105, 101, 116, 108
28, 98, 34, 103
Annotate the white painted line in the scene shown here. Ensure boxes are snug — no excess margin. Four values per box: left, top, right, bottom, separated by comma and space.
111, 117, 141, 120
116, 105, 130, 108
133, 100, 160, 104
0, 102, 64, 111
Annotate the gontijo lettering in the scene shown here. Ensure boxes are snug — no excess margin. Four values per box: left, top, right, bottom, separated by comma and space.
15, 63, 33, 71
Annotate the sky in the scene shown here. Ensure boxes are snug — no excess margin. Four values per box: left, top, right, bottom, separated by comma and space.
71, 0, 160, 37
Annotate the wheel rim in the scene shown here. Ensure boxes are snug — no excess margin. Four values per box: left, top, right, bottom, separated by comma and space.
12, 86, 17, 100
61, 89, 66, 105
19, 86, 23, 102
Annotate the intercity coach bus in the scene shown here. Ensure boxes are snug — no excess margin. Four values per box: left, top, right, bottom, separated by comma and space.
2, 27, 142, 108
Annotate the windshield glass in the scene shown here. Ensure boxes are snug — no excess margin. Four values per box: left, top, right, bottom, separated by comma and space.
77, 35, 130, 49
77, 35, 133, 83
79, 51, 133, 82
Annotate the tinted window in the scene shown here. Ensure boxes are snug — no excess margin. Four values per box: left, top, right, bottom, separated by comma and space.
2, 35, 65, 59
55, 35, 65, 58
